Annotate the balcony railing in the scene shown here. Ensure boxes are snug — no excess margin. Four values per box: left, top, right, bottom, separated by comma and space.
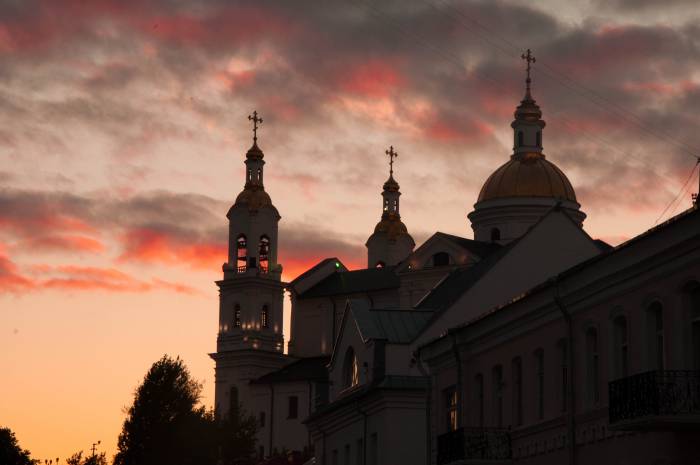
437, 427, 511, 464
609, 370, 700, 429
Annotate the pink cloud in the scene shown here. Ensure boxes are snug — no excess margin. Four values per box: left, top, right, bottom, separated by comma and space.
335, 59, 407, 98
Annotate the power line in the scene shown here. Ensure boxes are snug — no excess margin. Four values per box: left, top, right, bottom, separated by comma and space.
654, 158, 699, 224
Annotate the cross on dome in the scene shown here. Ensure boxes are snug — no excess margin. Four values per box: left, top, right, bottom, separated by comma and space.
248, 110, 263, 144
386, 145, 398, 177
521, 49, 536, 98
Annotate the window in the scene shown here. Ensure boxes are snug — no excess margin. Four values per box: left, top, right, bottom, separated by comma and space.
534, 349, 544, 420
234, 304, 241, 328
369, 433, 378, 465
536, 131, 541, 147
432, 252, 450, 267
259, 236, 270, 273
492, 365, 503, 427
344, 444, 350, 465
344, 347, 360, 388
332, 450, 338, 465
259, 446, 264, 460
257, 168, 262, 182
490, 228, 501, 242
585, 328, 600, 405
444, 386, 458, 431
236, 235, 247, 272
474, 373, 484, 427
375, 261, 386, 269
261, 305, 269, 329
288, 396, 298, 419
356, 439, 363, 465
558, 340, 568, 413
517, 131, 524, 146
613, 315, 629, 379
383, 199, 389, 212
259, 411, 265, 427
512, 357, 523, 426
647, 302, 664, 370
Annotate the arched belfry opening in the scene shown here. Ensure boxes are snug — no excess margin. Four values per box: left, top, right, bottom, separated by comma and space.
259, 235, 270, 273
236, 235, 247, 273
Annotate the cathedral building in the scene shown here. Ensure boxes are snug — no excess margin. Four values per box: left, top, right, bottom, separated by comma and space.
211, 55, 700, 465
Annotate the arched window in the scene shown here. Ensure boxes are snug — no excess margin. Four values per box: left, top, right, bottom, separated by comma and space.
234, 304, 241, 328
512, 357, 523, 426
343, 347, 359, 389
647, 302, 664, 370
432, 252, 450, 267
383, 199, 389, 212
236, 235, 247, 273
517, 131, 524, 146
536, 131, 542, 147
613, 315, 628, 379
490, 228, 501, 242
585, 328, 600, 405
259, 236, 270, 273
375, 261, 386, 269
534, 348, 544, 420
257, 168, 262, 183
474, 373, 484, 427
492, 365, 503, 427
261, 305, 269, 329
557, 339, 568, 413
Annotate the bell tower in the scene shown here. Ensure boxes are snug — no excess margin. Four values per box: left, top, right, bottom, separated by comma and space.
210, 111, 287, 420
366, 146, 415, 268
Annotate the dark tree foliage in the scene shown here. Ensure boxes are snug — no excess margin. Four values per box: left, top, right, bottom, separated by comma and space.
0, 427, 35, 465
114, 355, 257, 465
65, 451, 107, 465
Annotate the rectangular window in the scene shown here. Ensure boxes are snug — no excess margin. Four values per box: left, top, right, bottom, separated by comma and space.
492, 365, 503, 427
475, 374, 484, 427
586, 329, 600, 405
444, 386, 458, 431
512, 358, 523, 426
356, 439, 363, 465
369, 433, 378, 465
332, 450, 338, 465
259, 411, 265, 427
535, 349, 544, 420
259, 446, 264, 460
288, 396, 298, 419
344, 444, 350, 465
559, 340, 568, 413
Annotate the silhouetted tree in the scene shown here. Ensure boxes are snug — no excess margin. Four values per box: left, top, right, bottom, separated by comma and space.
114, 355, 257, 465
65, 451, 107, 465
0, 427, 35, 465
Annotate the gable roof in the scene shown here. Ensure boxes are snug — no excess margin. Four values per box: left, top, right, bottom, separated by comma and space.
352, 305, 434, 343
251, 356, 330, 385
299, 266, 400, 299
433, 232, 501, 257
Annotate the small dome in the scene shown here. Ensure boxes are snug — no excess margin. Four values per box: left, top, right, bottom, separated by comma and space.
234, 186, 272, 210
373, 214, 409, 241
383, 175, 399, 192
246, 142, 264, 160
477, 152, 577, 203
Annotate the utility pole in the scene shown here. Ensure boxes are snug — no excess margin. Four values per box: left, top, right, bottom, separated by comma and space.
91, 440, 101, 459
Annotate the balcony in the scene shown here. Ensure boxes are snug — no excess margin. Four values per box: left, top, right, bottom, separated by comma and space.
609, 370, 700, 430
437, 427, 511, 465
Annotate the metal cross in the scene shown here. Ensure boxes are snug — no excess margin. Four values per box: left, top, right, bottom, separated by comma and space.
248, 110, 263, 143
521, 49, 536, 94
386, 145, 398, 176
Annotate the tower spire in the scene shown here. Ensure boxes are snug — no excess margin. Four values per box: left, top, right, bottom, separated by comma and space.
521, 49, 536, 100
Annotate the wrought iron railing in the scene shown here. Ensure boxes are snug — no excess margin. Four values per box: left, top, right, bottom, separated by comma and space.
437, 427, 511, 464
609, 370, 700, 424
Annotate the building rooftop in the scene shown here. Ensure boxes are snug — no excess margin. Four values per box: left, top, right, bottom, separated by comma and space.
251, 356, 330, 385
300, 266, 400, 299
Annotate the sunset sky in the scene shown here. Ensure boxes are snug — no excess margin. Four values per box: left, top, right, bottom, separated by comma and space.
2, 0, 700, 461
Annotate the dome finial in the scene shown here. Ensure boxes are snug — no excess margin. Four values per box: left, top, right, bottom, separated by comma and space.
385, 145, 398, 177
248, 110, 263, 144
521, 49, 536, 100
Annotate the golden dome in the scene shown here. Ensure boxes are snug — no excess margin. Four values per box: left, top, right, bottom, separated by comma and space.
478, 152, 577, 203
374, 213, 409, 241
234, 186, 272, 210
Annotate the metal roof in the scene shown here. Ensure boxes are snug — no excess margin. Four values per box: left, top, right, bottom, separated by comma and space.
299, 266, 400, 299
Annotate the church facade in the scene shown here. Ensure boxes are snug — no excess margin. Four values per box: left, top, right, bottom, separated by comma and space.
211, 58, 700, 465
